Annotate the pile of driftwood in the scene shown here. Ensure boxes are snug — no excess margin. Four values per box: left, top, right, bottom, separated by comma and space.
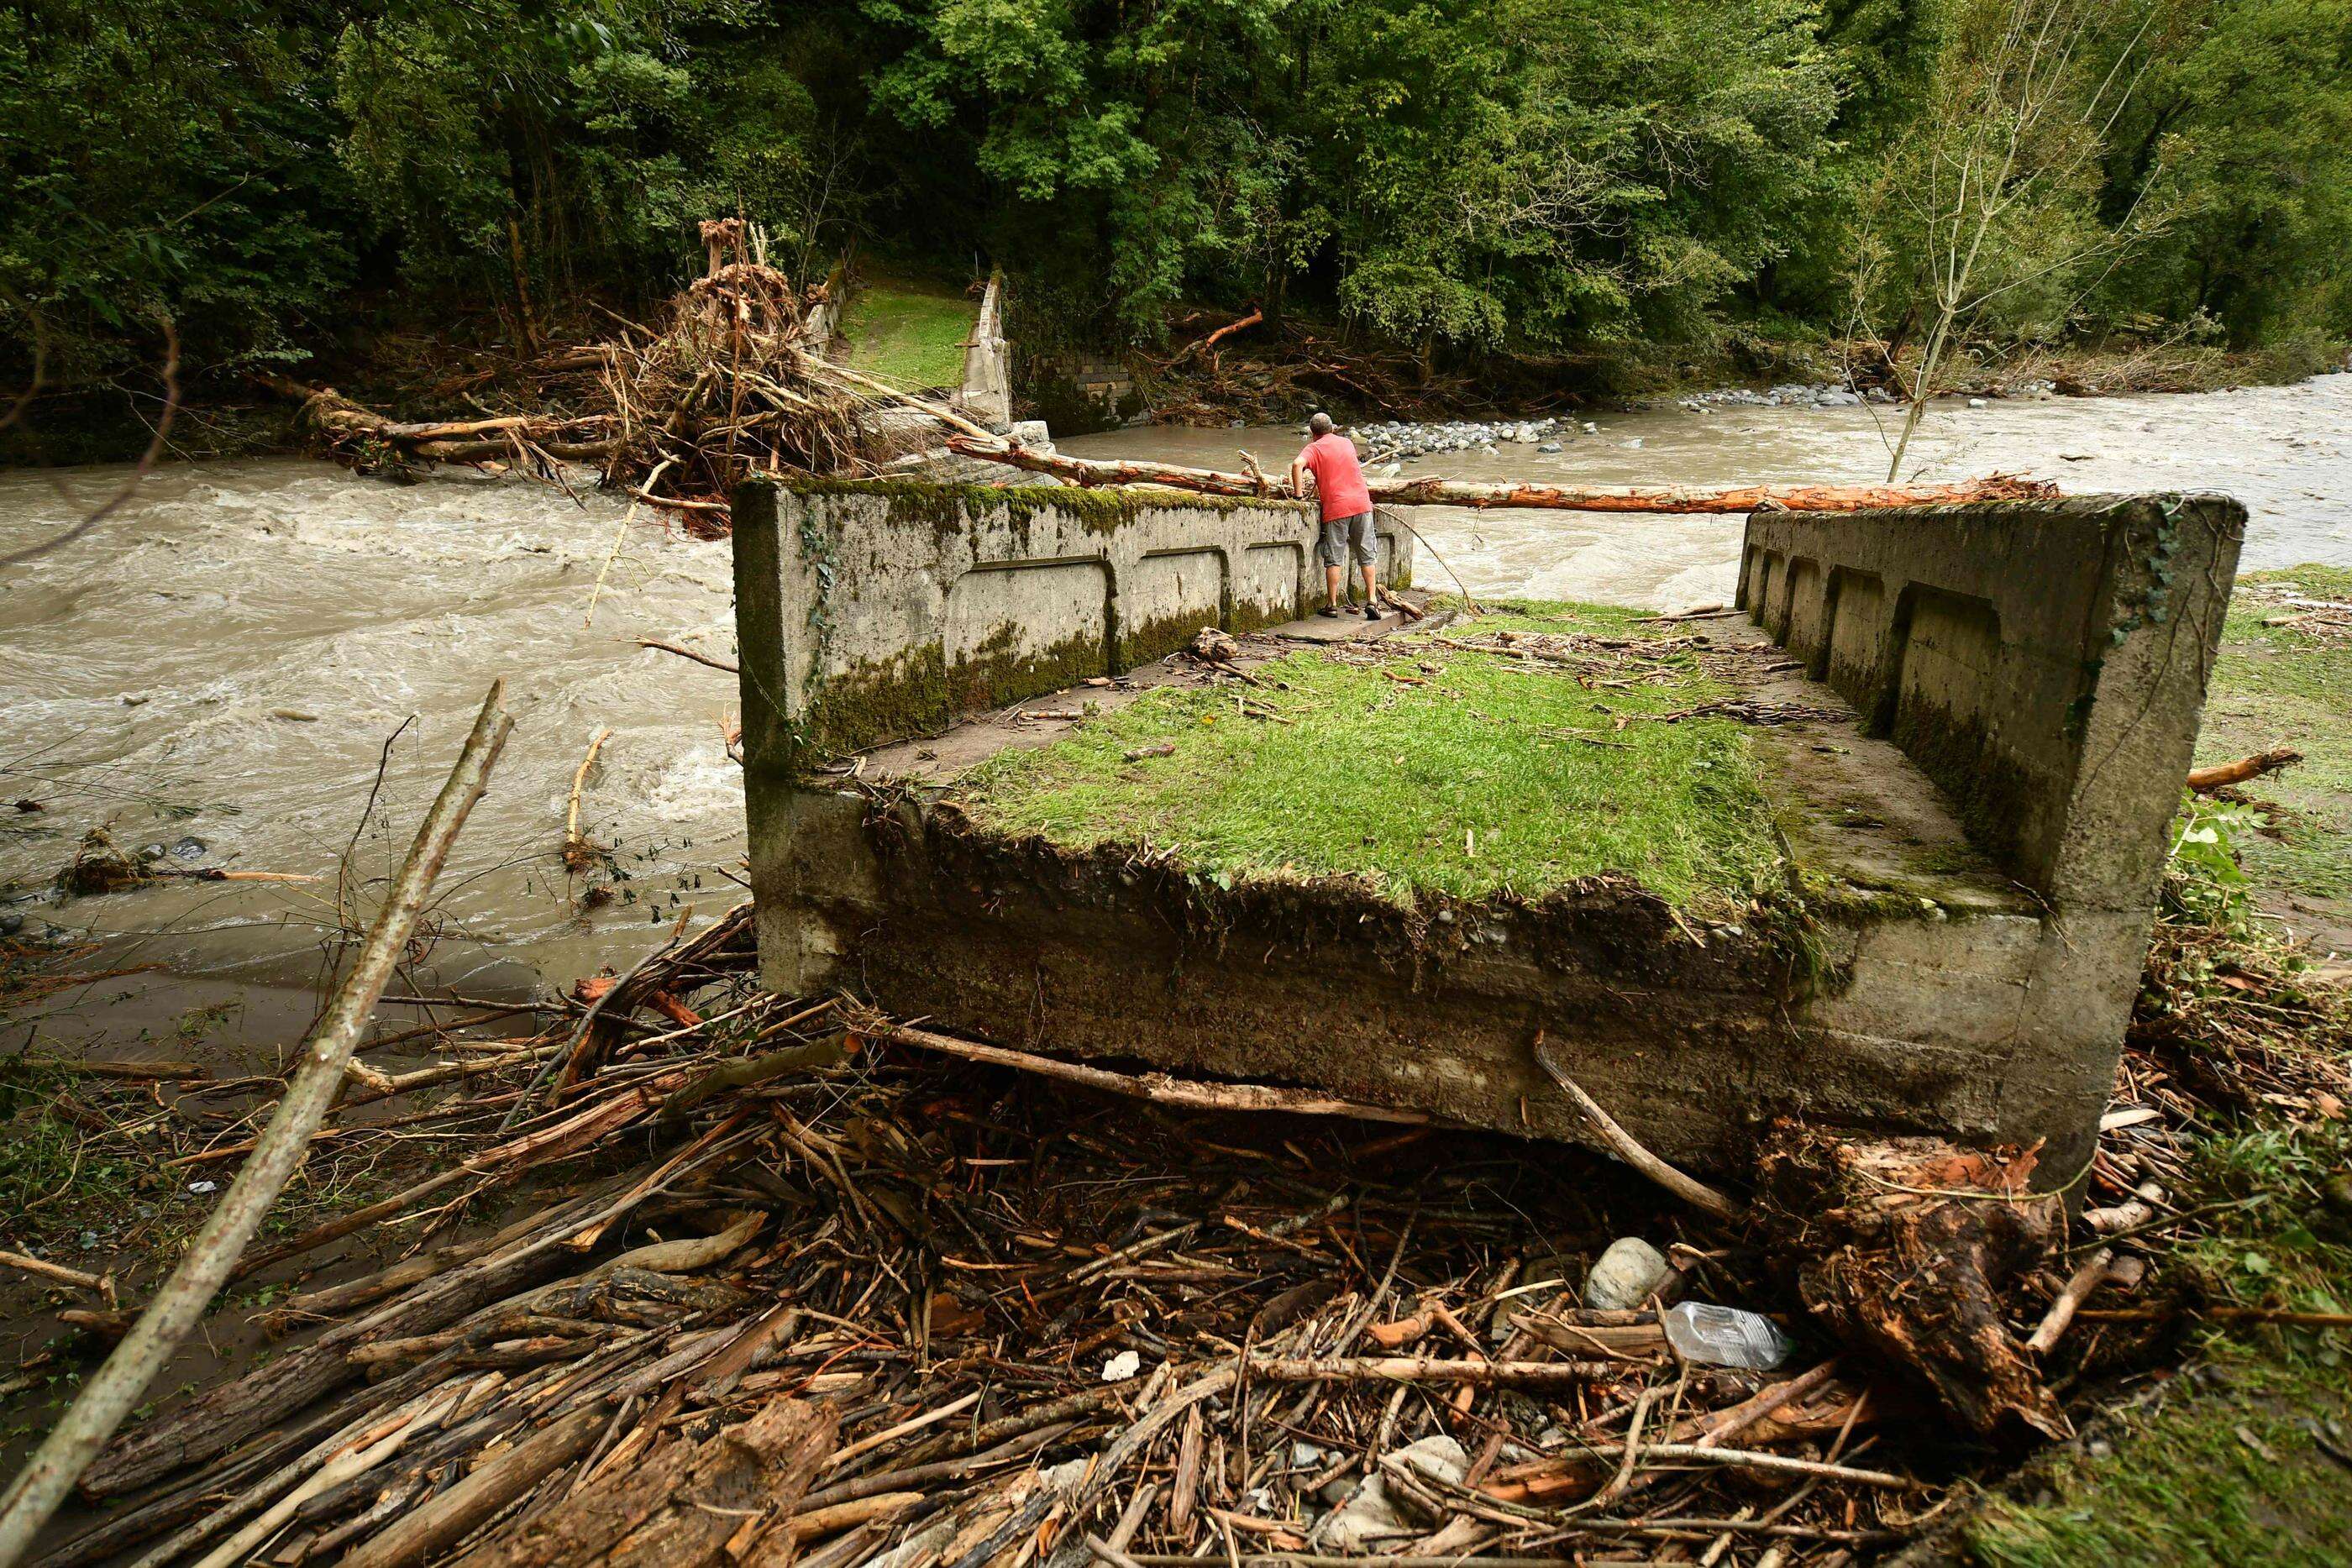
31, 910, 1912, 1568
21, 870, 2347, 1568
264, 223, 868, 532
1131, 311, 1477, 427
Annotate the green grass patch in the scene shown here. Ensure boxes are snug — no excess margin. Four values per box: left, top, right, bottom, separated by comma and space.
1967, 1349, 2352, 1567
1967, 1120, 2352, 1567
954, 600, 1783, 912
2197, 565, 2352, 901
840, 278, 975, 391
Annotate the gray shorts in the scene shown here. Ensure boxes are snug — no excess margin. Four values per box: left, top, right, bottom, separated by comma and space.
1317, 511, 1375, 568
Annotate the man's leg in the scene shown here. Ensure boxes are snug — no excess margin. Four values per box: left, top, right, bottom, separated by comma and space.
1317, 521, 1346, 616
1353, 515, 1381, 617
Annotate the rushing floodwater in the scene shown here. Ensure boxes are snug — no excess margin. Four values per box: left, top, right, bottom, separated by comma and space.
1067, 375, 2352, 610
3, 376, 2347, 991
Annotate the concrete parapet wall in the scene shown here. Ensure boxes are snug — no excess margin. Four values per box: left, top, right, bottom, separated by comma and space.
732, 477, 1411, 768
1738, 494, 2244, 913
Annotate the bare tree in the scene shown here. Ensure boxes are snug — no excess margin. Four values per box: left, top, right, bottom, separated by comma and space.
1851, 0, 2176, 481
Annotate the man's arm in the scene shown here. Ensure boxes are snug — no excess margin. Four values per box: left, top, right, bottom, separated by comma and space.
1289, 449, 1311, 498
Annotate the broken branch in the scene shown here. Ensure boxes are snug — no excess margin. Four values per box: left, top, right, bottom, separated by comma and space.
1531, 1036, 1739, 1218
2186, 747, 2302, 793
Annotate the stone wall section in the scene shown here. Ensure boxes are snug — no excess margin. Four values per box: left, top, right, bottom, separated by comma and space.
1740, 493, 2244, 1181
732, 477, 1412, 768
1740, 494, 2243, 911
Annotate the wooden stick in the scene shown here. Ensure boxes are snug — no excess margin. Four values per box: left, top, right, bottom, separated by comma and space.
942, 433, 2060, 514
1105, 1482, 1158, 1556
2187, 747, 2302, 793
867, 1022, 1431, 1125
0, 683, 513, 1568
820, 1390, 981, 1474
636, 637, 740, 674
1086, 1534, 1152, 1568
1244, 1356, 1614, 1388
1515, 1441, 1922, 1491
0, 1251, 108, 1295
564, 726, 612, 861
1529, 1036, 1739, 1219
585, 458, 671, 627
1686, 1360, 1840, 1448
2028, 1248, 2113, 1355
788, 1492, 925, 1543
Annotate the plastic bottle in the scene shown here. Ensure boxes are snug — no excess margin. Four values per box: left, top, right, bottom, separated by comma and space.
1662, 1302, 1793, 1370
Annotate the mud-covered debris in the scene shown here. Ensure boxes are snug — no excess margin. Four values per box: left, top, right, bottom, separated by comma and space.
55, 829, 150, 896
1755, 1120, 2071, 1437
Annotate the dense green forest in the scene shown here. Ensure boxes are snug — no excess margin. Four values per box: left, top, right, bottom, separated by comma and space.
4, 0, 2349, 406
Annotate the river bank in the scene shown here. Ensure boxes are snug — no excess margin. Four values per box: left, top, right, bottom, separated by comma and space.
5, 316, 2342, 470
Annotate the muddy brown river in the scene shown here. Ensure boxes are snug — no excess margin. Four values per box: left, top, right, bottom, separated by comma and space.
4, 376, 2348, 1004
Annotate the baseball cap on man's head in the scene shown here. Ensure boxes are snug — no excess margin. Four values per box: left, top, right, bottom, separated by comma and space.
1308, 412, 1335, 437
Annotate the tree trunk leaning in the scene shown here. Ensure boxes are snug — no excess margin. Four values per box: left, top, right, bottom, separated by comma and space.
942, 435, 2059, 514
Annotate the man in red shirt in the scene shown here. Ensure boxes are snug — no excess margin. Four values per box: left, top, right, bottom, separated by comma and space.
1289, 412, 1380, 620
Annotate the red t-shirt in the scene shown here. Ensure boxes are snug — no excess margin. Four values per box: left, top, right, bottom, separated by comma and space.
1298, 433, 1373, 522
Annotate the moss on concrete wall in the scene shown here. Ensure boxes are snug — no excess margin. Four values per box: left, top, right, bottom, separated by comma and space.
946, 623, 1110, 716
798, 644, 953, 758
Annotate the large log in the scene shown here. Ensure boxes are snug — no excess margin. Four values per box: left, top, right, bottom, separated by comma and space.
942, 434, 2060, 514
255, 373, 624, 463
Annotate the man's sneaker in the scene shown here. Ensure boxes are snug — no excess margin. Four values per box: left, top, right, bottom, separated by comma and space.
1318, 605, 1343, 618
1365, 602, 1383, 621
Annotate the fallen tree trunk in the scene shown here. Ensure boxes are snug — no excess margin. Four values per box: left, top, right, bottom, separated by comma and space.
943, 434, 2060, 513
255, 374, 625, 464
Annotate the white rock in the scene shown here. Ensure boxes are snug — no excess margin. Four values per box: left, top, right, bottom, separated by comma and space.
1583, 1236, 1672, 1311
1101, 1349, 1142, 1382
